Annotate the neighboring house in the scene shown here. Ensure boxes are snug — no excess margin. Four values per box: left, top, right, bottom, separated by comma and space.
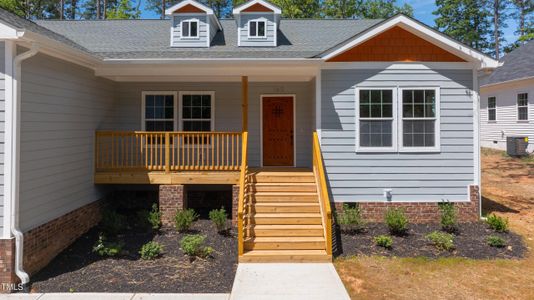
480, 41, 534, 152
0, 0, 497, 288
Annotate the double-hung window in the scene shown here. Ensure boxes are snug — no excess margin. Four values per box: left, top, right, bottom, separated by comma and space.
488, 97, 496, 121
142, 92, 177, 131
356, 88, 396, 151
400, 88, 439, 151
248, 20, 266, 38
181, 19, 199, 38
180, 92, 214, 132
517, 93, 528, 121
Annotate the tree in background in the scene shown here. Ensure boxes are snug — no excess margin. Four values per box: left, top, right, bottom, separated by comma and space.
434, 0, 493, 54
106, 0, 140, 19
359, 0, 413, 18
489, 0, 510, 59
323, 0, 363, 18
232, 0, 321, 18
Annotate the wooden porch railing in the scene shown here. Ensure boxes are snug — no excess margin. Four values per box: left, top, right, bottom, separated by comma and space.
237, 131, 249, 256
95, 131, 242, 172
312, 131, 333, 256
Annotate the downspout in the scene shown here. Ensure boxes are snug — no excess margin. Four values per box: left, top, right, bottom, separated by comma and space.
10, 43, 39, 291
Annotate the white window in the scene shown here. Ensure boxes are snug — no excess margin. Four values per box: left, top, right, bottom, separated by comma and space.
356, 88, 397, 152
181, 19, 199, 38
399, 88, 440, 151
517, 93, 528, 121
248, 20, 266, 38
488, 96, 496, 121
179, 92, 214, 131
141, 92, 177, 131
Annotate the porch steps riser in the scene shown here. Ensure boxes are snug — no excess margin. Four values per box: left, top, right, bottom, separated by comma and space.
239, 250, 332, 263
244, 237, 325, 250
251, 184, 317, 193
251, 204, 320, 213
249, 176, 316, 183
250, 193, 318, 202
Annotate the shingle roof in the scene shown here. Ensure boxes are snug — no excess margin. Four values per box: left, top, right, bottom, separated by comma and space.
483, 40, 534, 86
32, 18, 381, 59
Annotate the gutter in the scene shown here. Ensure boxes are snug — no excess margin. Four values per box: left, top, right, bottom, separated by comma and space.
10, 43, 39, 291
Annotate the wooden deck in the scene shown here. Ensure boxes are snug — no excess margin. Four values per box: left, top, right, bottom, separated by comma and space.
94, 170, 240, 184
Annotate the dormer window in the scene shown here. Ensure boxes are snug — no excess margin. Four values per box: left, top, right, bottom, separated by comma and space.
181, 19, 199, 38
249, 20, 266, 38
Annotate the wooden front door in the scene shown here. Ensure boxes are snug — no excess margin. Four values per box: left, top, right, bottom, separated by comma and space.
262, 96, 294, 166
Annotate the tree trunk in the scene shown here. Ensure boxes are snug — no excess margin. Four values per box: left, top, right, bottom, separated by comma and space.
70, 0, 77, 19
494, 0, 500, 59
519, 0, 525, 36
97, 0, 101, 19
103, 0, 107, 19
161, 0, 166, 19
60, 0, 64, 20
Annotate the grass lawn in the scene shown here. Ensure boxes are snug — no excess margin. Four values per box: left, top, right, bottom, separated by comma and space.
335, 148, 534, 299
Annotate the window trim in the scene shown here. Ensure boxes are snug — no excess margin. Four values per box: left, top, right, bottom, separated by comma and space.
516, 92, 529, 122
141, 91, 178, 131
487, 96, 497, 122
354, 87, 398, 153
398, 87, 441, 153
178, 91, 216, 131
247, 19, 267, 39
180, 19, 200, 39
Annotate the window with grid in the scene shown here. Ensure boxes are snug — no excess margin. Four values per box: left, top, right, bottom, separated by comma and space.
181, 93, 213, 131
517, 93, 528, 121
144, 93, 175, 131
488, 97, 496, 121
181, 19, 199, 38
401, 89, 437, 148
358, 89, 393, 148
249, 20, 266, 38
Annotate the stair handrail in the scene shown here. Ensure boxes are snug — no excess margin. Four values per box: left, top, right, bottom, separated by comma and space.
312, 131, 333, 256
237, 131, 249, 256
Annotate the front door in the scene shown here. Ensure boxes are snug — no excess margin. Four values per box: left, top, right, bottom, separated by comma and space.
262, 96, 294, 166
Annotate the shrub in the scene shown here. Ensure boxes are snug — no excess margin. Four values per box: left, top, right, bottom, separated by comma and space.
385, 208, 409, 235
426, 231, 455, 251
174, 209, 198, 232
180, 235, 213, 258
148, 203, 162, 230
92, 234, 123, 257
374, 235, 393, 249
100, 210, 128, 236
486, 214, 509, 232
139, 241, 163, 260
209, 207, 229, 233
487, 235, 506, 248
438, 201, 458, 233
336, 204, 366, 233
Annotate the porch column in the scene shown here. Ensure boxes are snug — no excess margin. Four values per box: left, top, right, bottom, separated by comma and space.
242, 76, 248, 132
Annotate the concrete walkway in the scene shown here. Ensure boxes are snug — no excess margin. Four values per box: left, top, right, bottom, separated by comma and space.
230, 263, 350, 300
2, 293, 230, 300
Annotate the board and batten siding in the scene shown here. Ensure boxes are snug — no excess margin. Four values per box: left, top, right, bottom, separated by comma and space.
172, 14, 209, 47
102, 81, 314, 167
19, 52, 115, 232
238, 13, 276, 47
480, 79, 534, 152
0, 42, 5, 233
321, 67, 475, 202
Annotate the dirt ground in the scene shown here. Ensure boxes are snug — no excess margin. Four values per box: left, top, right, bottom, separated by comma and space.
335, 148, 534, 300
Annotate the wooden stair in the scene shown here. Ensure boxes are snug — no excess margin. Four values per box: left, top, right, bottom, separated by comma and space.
239, 169, 331, 263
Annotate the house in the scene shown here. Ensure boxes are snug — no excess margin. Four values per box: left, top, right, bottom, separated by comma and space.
0, 0, 498, 288
480, 41, 534, 152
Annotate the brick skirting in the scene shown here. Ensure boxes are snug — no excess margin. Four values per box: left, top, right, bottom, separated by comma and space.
232, 185, 239, 225
333, 185, 480, 223
159, 185, 185, 227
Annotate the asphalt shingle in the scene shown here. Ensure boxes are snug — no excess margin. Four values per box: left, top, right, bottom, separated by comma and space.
483, 40, 534, 85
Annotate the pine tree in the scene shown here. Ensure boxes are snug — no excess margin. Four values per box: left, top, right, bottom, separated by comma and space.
323, 0, 362, 18
489, 0, 510, 59
359, 0, 413, 18
106, 0, 140, 19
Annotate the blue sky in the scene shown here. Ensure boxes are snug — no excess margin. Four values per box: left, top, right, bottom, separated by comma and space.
139, 0, 521, 46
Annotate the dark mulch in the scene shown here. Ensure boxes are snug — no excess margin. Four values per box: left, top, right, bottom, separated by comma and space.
31, 220, 237, 293
337, 222, 526, 259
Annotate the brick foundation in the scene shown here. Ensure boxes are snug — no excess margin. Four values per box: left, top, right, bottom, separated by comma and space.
159, 185, 185, 227
0, 239, 16, 290
232, 185, 239, 225
333, 185, 480, 223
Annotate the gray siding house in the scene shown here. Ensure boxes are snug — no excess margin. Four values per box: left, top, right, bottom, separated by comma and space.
0, 0, 498, 287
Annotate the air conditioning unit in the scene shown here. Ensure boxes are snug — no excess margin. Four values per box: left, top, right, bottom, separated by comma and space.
506, 136, 529, 157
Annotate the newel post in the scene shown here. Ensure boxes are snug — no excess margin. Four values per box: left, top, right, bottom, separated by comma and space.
242, 76, 248, 132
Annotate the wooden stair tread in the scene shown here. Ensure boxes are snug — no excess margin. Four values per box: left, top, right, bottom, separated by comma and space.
251, 224, 323, 229
253, 182, 316, 186
242, 249, 327, 256
251, 192, 318, 196
246, 236, 325, 242
251, 213, 321, 218
254, 202, 320, 207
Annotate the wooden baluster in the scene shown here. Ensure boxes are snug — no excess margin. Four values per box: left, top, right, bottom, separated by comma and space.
165, 132, 170, 173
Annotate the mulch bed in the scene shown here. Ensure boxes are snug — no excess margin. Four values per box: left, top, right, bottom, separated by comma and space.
31, 220, 237, 293
337, 222, 526, 259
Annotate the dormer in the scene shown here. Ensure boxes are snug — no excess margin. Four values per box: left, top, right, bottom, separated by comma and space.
233, 0, 281, 47
165, 0, 222, 48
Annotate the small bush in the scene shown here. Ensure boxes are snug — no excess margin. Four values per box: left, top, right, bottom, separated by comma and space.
426, 231, 455, 251
486, 214, 509, 232
139, 241, 163, 260
92, 234, 123, 257
487, 235, 506, 248
438, 201, 458, 233
374, 235, 393, 249
209, 207, 229, 233
148, 203, 162, 230
385, 208, 409, 235
180, 235, 213, 258
100, 210, 128, 236
175, 209, 198, 232
336, 204, 366, 233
